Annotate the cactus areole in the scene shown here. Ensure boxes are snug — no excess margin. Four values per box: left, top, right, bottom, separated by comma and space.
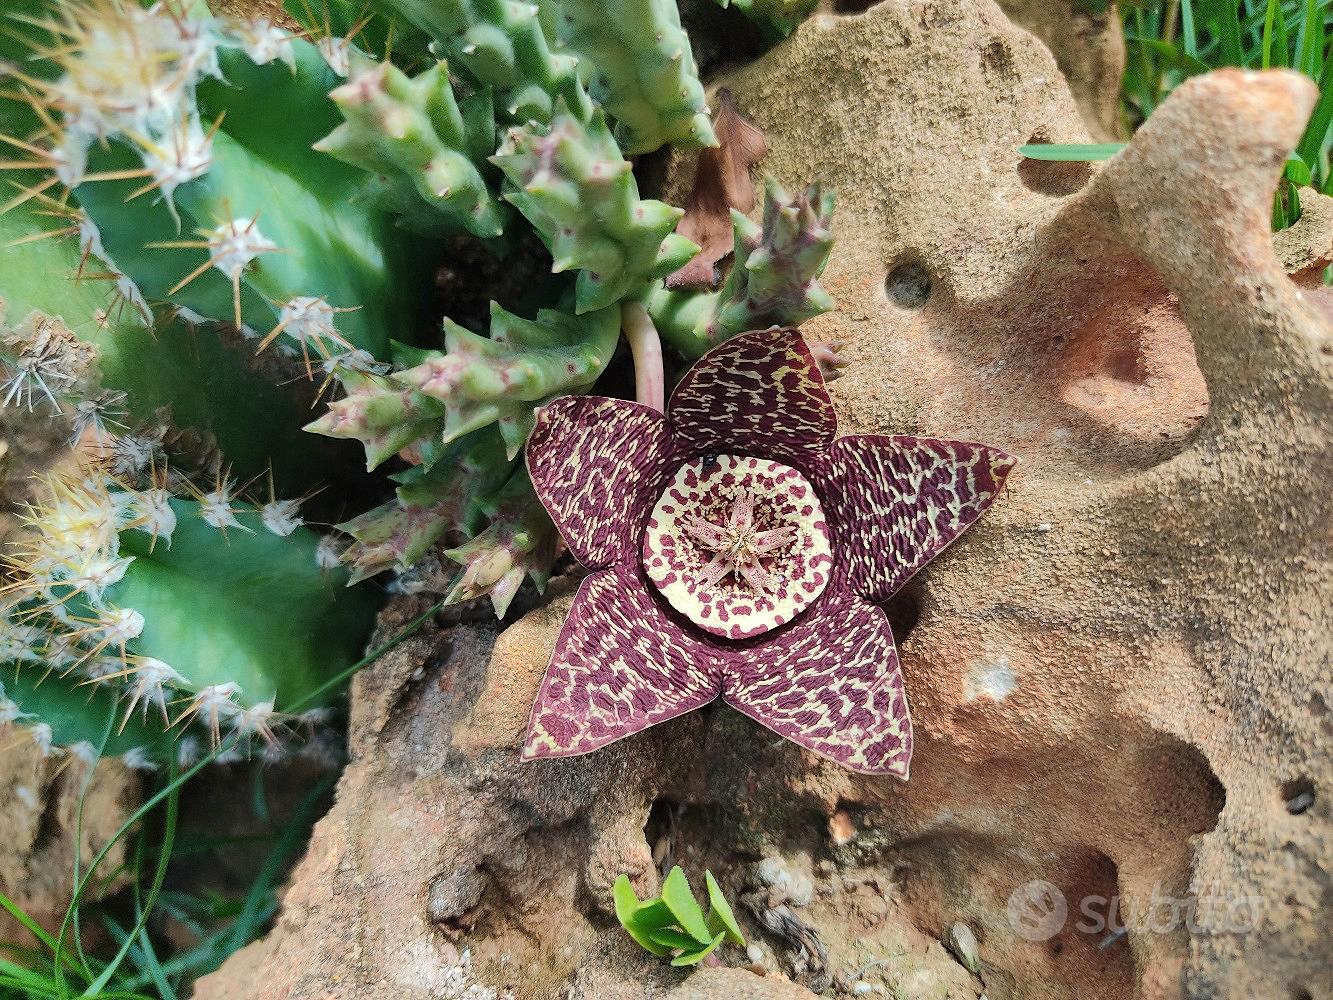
522, 328, 1017, 776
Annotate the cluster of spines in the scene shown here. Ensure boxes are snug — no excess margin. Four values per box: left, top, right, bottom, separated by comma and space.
648, 178, 835, 358
0, 463, 372, 769
1, 0, 412, 364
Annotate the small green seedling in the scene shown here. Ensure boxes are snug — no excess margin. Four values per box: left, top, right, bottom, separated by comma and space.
613, 867, 745, 967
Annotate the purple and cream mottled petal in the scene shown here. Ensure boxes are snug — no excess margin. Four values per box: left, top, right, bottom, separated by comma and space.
522, 571, 725, 760
817, 435, 1018, 603
668, 328, 836, 463
525, 396, 676, 569
721, 590, 912, 777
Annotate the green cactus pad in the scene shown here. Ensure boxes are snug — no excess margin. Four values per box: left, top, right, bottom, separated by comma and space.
4, 473, 378, 760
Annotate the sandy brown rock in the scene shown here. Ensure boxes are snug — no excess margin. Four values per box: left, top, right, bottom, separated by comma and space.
200, 3, 1330, 999
0, 730, 139, 935
995, 0, 1126, 141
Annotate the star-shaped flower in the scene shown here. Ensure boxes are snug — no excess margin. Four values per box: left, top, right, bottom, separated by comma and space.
522, 328, 1016, 776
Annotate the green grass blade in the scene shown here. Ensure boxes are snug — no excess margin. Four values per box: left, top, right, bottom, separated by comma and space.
82, 758, 181, 996
0, 892, 62, 958
223, 772, 337, 954
1019, 143, 1126, 160
1262, 0, 1279, 67
1296, 54, 1333, 170
1182, 0, 1200, 57
1214, 0, 1246, 65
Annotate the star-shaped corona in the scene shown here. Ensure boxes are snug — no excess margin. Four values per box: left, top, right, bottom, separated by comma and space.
522, 328, 1017, 776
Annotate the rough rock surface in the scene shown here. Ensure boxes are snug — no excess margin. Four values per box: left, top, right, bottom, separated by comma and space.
199, 2, 1330, 998
995, 0, 1126, 141
0, 730, 139, 935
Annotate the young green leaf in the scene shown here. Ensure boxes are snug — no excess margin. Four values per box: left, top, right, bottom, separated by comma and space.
613, 876, 672, 957
647, 927, 705, 951
660, 867, 713, 945
703, 871, 746, 947
670, 931, 726, 967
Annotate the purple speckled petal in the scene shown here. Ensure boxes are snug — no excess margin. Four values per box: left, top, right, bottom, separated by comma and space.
722, 589, 912, 777
668, 328, 836, 463
523, 570, 725, 760
525, 396, 676, 569
816, 435, 1017, 603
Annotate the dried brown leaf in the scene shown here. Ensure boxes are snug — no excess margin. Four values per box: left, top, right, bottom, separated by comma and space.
666, 89, 768, 290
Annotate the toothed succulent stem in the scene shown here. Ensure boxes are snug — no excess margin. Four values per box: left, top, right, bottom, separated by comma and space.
492, 104, 699, 313
444, 468, 557, 617
316, 58, 508, 237
648, 178, 835, 358
364, 0, 592, 125
554, 0, 717, 154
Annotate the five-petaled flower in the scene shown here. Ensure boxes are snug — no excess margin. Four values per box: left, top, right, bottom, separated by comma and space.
522, 328, 1016, 776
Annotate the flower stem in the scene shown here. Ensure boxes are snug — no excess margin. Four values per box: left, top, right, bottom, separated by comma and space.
622, 301, 664, 412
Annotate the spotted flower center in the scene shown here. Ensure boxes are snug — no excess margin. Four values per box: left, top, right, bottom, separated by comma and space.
642, 455, 832, 639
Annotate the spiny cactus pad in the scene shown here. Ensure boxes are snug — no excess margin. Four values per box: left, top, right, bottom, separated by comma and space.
521, 329, 1017, 776
5, 1, 423, 360
3, 470, 378, 764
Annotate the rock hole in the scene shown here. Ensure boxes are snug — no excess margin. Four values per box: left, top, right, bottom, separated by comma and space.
644, 797, 684, 874
981, 38, 1016, 78
881, 578, 923, 644
1281, 777, 1315, 816
831, 0, 883, 13
885, 259, 932, 309
1291, 987, 1313, 1000
1018, 130, 1093, 197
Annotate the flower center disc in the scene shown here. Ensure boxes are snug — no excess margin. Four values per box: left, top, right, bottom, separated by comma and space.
641, 455, 833, 639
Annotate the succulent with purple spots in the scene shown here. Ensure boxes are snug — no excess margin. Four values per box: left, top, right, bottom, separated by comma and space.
522, 327, 1016, 776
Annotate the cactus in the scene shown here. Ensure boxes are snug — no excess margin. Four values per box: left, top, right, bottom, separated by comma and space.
315, 58, 508, 237
364, 0, 592, 126
2, 468, 378, 765
711, 0, 818, 38
493, 104, 699, 313
4, 0, 427, 362
554, 0, 716, 154
647, 178, 835, 358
